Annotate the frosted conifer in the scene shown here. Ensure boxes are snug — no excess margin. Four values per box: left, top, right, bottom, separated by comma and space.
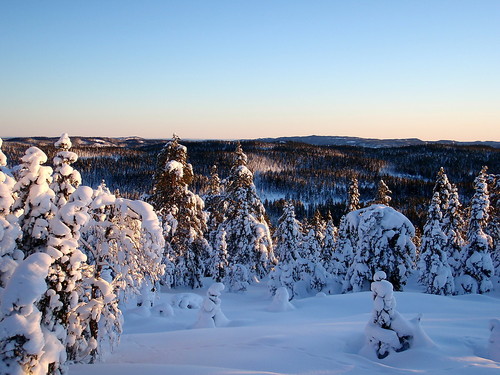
331, 215, 355, 288
12, 147, 57, 257
442, 185, 465, 278
210, 226, 229, 283
375, 180, 392, 206
365, 271, 413, 359
268, 202, 302, 298
37, 186, 93, 373
223, 143, 274, 280
347, 176, 361, 212
433, 167, 452, 214
418, 192, 454, 295
321, 212, 337, 272
485, 174, 499, 276
205, 165, 225, 261
0, 139, 21, 289
149, 135, 210, 288
77, 183, 123, 362
0, 253, 60, 375
345, 205, 415, 292
50, 133, 81, 208
458, 167, 494, 294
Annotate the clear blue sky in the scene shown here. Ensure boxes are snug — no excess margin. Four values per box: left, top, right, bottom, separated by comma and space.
1, 1, 499, 141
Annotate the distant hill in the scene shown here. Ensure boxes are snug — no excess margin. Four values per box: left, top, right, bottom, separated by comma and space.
257, 135, 500, 148
3, 136, 166, 149
3, 135, 499, 149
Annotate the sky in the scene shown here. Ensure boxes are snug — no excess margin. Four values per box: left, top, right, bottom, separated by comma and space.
1, 1, 499, 141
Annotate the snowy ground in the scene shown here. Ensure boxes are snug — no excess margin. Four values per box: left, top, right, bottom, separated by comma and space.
70, 276, 500, 375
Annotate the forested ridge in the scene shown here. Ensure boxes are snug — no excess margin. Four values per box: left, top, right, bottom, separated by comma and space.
3, 136, 498, 229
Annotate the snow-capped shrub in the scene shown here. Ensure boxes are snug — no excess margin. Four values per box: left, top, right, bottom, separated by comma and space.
193, 282, 229, 328
364, 271, 413, 359
268, 287, 295, 312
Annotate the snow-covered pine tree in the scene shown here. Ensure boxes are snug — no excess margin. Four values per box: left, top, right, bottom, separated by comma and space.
37, 185, 94, 374
321, 212, 337, 273
149, 135, 210, 288
458, 167, 494, 294
291, 218, 333, 297
0, 252, 60, 375
210, 226, 228, 283
331, 215, 355, 289
365, 271, 413, 359
50, 133, 81, 208
12, 147, 57, 257
432, 167, 452, 214
77, 182, 123, 363
205, 165, 226, 273
0, 138, 21, 289
344, 205, 416, 293
485, 174, 499, 276
104, 198, 166, 302
268, 201, 302, 298
225, 263, 250, 292
375, 180, 392, 206
223, 143, 274, 281
418, 192, 454, 295
347, 176, 361, 212
442, 184, 465, 278
272, 201, 302, 262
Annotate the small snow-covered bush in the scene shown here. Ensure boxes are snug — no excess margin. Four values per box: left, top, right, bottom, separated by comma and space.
193, 282, 229, 328
364, 271, 413, 359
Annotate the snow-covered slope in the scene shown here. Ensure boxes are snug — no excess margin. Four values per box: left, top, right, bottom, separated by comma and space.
70, 278, 499, 375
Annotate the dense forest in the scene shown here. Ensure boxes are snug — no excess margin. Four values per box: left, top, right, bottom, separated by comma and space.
2, 136, 499, 229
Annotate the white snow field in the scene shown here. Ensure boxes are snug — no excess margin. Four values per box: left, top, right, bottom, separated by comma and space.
70, 277, 500, 375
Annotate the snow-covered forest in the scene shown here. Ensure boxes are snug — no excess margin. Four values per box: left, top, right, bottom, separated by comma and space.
0, 134, 498, 374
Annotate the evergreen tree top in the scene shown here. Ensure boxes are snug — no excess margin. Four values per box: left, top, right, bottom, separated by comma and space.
0, 138, 6, 167
347, 177, 361, 212
375, 179, 392, 206
433, 167, 452, 212
54, 132, 72, 151
235, 143, 248, 167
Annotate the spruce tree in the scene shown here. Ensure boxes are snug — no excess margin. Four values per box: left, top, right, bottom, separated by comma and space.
223, 143, 274, 281
50, 133, 81, 208
345, 205, 415, 292
418, 192, 454, 295
321, 212, 338, 273
458, 167, 494, 294
77, 182, 123, 362
38, 185, 94, 373
12, 147, 57, 257
0, 138, 21, 289
210, 226, 228, 283
0, 252, 56, 374
149, 135, 210, 288
347, 176, 361, 212
268, 202, 302, 299
331, 215, 355, 289
205, 165, 225, 262
442, 184, 465, 278
485, 174, 499, 276
433, 167, 452, 214
375, 180, 392, 206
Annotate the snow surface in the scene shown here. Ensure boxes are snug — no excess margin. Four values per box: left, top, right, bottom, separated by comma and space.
69, 277, 500, 375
